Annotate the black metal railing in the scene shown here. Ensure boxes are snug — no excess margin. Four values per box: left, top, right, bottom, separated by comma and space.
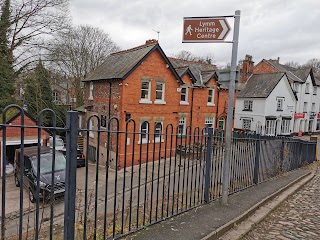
0, 106, 317, 239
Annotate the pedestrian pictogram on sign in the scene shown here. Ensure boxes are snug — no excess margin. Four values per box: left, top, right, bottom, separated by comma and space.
182, 17, 231, 43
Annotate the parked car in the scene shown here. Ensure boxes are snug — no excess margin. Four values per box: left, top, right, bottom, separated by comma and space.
14, 146, 66, 203
59, 148, 85, 167
47, 135, 65, 151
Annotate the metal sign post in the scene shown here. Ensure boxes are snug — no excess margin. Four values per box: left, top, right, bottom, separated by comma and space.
222, 10, 241, 204
182, 10, 241, 204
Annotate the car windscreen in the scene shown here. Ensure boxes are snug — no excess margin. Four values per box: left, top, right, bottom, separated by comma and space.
49, 138, 64, 147
31, 152, 66, 174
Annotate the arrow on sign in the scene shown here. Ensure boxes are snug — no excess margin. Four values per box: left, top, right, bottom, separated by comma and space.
218, 19, 229, 40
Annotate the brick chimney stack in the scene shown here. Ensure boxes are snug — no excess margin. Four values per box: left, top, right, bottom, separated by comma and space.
145, 39, 158, 45
240, 54, 254, 84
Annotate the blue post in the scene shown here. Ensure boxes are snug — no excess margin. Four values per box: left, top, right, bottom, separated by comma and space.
64, 111, 78, 240
204, 128, 213, 203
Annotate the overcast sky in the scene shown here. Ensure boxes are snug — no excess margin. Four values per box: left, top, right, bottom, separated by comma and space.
70, 0, 320, 67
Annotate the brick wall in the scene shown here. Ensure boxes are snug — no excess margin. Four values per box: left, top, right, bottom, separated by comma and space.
83, 48, 235, 168
253, 60, 277, 74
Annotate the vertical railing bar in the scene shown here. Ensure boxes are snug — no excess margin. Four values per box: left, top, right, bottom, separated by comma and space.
171, 127, 179, 216
184, 126, 192, 208
166, 125, 173, 218
155, 124, 163, 221
128, 119, 136, 232
189, 128, 196, 207
112, 119, 120, 238
136, 124, 144, 229
176, 128, 183, 213
204, 128, 213, 203
142, 121, 150, 226
83, 124, 90, 239
121, 123, 129, 234
18, 109, 25, 240
149, 125, 157, 224
93, 119, 101, 239
194, 128, 200, 205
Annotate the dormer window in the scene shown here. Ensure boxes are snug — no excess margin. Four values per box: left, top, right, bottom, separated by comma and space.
207, 88, 215, 106
180, 87, 188, 105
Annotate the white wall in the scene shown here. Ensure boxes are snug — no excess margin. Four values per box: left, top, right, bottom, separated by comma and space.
235, 98, 265, 131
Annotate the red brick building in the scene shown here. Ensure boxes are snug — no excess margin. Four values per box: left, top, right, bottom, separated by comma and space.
0, 111, 50, 175
82, 40, 235, 168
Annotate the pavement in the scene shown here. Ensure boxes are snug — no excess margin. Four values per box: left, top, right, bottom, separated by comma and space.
124, 163, 318, 240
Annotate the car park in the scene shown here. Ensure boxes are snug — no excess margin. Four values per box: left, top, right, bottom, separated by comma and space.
14, 146, 66, 203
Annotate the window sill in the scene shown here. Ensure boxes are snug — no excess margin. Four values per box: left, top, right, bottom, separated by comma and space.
276, 109, 283, 111
180, 101, 189, 105
152, 139, 164, 143
243, 109, 252, 111
138, 140, 150, 144
139, 99, 152, 104
154, 100, 166, 105
207, 103, 215, 106
177, 135, 187, 138
88, 97, 93, 100
305, 92, 310, 94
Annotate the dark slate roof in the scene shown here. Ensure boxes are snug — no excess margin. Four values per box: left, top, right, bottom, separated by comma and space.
169, 58, 216, 86
237, 72, 286, 98
264, 60, 303, 83
291, 68, 311, 82
84, 43, 183, 84
85, 44, 155, 81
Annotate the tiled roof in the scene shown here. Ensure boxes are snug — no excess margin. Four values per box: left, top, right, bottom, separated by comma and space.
84, 44, 156, 81
291, 68, 312, 82
169, 58, 216, 86
238, 72, 286, 98
264, 60, 304, 83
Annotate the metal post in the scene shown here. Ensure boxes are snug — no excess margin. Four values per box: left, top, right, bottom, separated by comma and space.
64, 111, 78, 240
204, 128, 213, 203
253, 134, 260, 184
221, 10, 241, 205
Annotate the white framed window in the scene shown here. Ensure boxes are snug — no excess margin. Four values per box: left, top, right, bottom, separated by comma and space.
178, 117, 186, 136
154, 122, 163, 142
277, 98, 284, 111
303, 102, 308, 113
139, 121, 149, 144
180, 87, 188, 105
281, 119, 290, 135
89, 82, 93, 100
242, 119, 251, 130
312, 103, 316, 112
265, 119, 276, 136
207, 89, 215, 106
155, 82, 165, 104
305, 83, 310, 94
204, 117, 214, 134
313, 86, 317, 95
140, 80, 151, 104
243, 100, 253, 111
89, 119, 94, 138
53, 91, 58, 102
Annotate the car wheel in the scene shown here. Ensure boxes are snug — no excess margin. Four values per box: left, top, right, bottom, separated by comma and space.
29, 188, 35, 203
15, 174, 20, 187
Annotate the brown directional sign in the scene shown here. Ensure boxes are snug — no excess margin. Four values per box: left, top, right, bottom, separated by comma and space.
182, 17, 231, 42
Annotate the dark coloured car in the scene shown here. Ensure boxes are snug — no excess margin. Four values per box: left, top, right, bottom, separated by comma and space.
59, 148, 85, 167
14, 146, 66, 203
